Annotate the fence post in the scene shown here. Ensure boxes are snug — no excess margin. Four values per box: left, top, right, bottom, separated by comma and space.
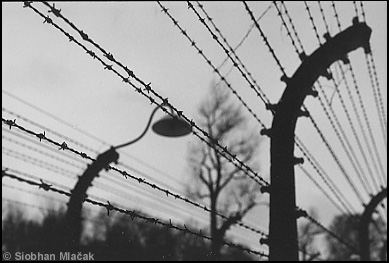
359, 188, 387, 261
267, 20, 371, 261
64, 147, 119, 249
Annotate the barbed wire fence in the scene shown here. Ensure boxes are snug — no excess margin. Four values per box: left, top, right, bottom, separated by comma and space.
2, 1, 386, 260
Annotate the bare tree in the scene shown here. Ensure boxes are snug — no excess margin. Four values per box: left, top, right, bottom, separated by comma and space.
186, 83, 264, 259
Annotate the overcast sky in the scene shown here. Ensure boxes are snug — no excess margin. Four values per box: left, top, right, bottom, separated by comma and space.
2, 1, 387, 256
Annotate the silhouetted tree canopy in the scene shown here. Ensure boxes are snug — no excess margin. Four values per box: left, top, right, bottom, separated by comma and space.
2, 202, 255, 261
325, 213, 386, 261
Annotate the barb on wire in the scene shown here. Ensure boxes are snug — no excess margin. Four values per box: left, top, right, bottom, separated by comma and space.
5, 119, 16, 130
2, 169, 269, 258
331, 1, 342, 31
317, 1, 330, 33
59, 142, 68, 150
28, 1, 269, 188
39, 179, 52, 191
352, 1, 360, 18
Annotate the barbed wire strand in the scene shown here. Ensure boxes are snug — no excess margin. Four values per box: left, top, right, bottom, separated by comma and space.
15, 1, 362, 254
297, 164, 347, 214
2, 161, 215, 233
2, 89, 105, 151
357, 1, 388, 151
276, 2, 363, 212
323, 1, 384, 176
2, 169, 268, 258
2, 147, 80, 180
302, 1, 369, 204
329, 3, 386, 189
348, 63, 387, 188
355, 0, 388, 180
295, 137, 356, 214
189, 1, 270, 104
3, 135, 86, 171
330, 1, 342, 31
1, 113, 185, 197
352, 1, 360, 19
2, 126, 84, 165
28, 1, 269, 188
242, 1, 368, 245
200, 1, 360, 216
3, 123, 316, 252
279, 2, 305, 53
24, 1, 378, 252
242, 1, 286, 76
300, 208, 359, 254
3, 182, 69, 205
2, 126, 220, 225
215, 2, 273, 71
2, 108, 269, 234
317, 1, 330, 33
195, 1, 357, 215
2, 118, 268, 238
156, 1, 271, 127
2, 90, 186, 188
316, 1, 380, 194
275, 2, 370, 206
248, 1, 368, 204
364, 53, 388, 152
158, 1, 358, 216
273, 2, 301, 55
304, 1, 323, 45
1, 198, 105, 228
3, 107, 98, 154
196, 0, 356, 214
1, 166, 317, 257
2, 106, 187, 190
275, 2, 374, 209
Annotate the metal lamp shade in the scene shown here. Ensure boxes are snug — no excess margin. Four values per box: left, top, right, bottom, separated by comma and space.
152, 115, 191, 137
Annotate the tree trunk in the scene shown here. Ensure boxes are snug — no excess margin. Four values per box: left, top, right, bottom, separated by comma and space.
210, 193, 221, 260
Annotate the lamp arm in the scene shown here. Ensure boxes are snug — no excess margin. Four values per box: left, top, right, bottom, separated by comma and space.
114, 106, 161, 150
